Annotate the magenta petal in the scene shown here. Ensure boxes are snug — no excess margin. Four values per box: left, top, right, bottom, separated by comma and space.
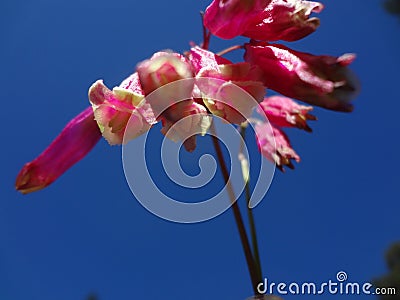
259, 96, 316, 131
16, 107, 101, 194
245, 41, 359, 112
255, 122, 300, 171
243, 0, 323, 41
137, 51, 199, 142
204, 0, 271, 39
88, 79, 154, 145
188, 46, 232, 73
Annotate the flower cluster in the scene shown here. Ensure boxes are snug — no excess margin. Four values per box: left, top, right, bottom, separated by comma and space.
203, 0, 358, 171
16, 0, 358, 194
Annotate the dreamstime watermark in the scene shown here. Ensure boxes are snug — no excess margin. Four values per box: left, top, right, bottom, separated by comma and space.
122, 78, 276, 223
257, 271, 397, 296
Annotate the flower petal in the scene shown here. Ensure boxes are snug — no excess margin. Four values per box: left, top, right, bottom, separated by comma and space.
88, 80, 152, 145
204, 0, 271, 39
259, 95, 316, 131
187, 46, 231, 74
160, 102, 212, 152
197, 68, 266, 123
255, 122, 300, 171
137, 51, 195, 120
243, 0, 323, 41
15, 107, 101, 194
245, 41, 359, 112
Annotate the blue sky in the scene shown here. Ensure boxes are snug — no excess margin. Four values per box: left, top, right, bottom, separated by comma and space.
1, 0, 400, 299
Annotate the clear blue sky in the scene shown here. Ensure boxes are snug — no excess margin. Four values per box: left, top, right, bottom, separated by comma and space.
1, 0, 399, 299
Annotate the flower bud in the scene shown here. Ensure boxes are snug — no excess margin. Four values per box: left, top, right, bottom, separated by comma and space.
245, 41, 359, 112
259, 95, 316, 132
243, 0, 323, 41
16, 107, 101, 194
204, 0, 271, 39
255, 122, 300, 171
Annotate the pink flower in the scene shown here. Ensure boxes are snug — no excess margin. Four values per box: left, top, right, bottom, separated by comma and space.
137, 51, 194, 97
259, 95, 316, 132
204, 0, 271, 39
204, 0, 321, 41
244, 41, 359, 112
255, 122, 300, 171
136, 51, 195, 122
242, 0, 323, 41
160, 102, 211, 152
187, 46, 231, 73
255, 96, 316, 170
88, 75, 154, 145
137, 51, 211, 151
15, 107, 101, 194
188, 47, 265, 124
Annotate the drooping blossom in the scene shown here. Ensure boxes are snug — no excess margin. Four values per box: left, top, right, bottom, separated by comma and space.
255, 95, 315, 170
255, 122, 300, 171
15, 107, 101, 194
137, 51, 211, 151
137, 51, 194, 103
188, 46, 266, 124
242, 0, 323, 41
160, 102, 211, 152
204, 0, 322, 41
204, 0, 272, 39
136, 51, 195, 126
88, 76, 154, 145
259, 95, 316, 132
244, 41, 359, 112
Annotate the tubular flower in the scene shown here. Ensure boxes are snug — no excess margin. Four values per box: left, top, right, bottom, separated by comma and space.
161, 102, 212, 152
137, 51, 211, 151
137, 51, 194, 100
204, 0, 272, 39
188, 46, 266, 124
242, 0, 323, 41
88, 76, 154, 145
197, 63, 266, 124
15, 107, 101, 194
259, 95, 316, 132
244, 41, 359, 112
137, 52, 194, 122
255, 123, 300, 171
115, 51, 216, 150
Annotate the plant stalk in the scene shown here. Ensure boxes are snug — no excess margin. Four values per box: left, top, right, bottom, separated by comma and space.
210, 122, 261, 295
239, 124, 263, 281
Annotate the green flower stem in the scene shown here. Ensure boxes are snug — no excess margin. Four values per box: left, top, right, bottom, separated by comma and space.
239, 124, 263, 281
210, 122, 261, 296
